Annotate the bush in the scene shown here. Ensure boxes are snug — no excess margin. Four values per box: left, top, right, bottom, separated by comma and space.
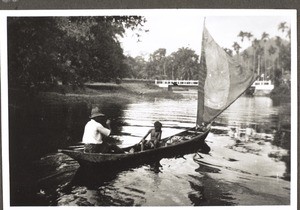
270, 83, 290, 97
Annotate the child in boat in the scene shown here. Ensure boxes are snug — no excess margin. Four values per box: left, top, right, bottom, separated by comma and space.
139, 121, 163, 151
82, 107, 124, 154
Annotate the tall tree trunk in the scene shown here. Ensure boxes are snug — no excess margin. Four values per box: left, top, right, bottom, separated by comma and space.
171, 67, 174, 80
253, 50, 256, 73
257, 55, 261, 78
264, 48, 267, 77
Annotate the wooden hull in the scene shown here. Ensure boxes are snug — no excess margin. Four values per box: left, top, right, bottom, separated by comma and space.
59, 128, 210, 170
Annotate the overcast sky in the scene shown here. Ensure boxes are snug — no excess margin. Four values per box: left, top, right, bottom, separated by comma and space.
120, 10, 293, 59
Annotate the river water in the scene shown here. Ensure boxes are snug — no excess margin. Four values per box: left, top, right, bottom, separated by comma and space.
8, 89, 291, 206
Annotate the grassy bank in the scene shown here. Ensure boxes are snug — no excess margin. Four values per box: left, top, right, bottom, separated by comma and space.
10, 82, 183, 107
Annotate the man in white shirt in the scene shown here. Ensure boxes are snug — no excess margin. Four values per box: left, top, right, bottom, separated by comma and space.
82, 107, 124, 153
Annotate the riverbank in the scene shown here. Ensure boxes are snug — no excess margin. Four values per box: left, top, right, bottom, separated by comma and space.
10, 82, 183, 107
8, 82, 185, 174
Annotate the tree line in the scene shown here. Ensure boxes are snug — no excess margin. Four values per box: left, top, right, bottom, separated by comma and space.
229, 22, 291, 88
127, 21, 291, 91
125, 47, 200, 80
8, 17, 291, 92
8, 16, 146, 91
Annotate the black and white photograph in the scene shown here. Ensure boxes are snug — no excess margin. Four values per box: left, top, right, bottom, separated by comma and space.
0, 8, 297, 208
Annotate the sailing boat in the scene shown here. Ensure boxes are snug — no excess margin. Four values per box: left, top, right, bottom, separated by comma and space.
58, 25, 257, 169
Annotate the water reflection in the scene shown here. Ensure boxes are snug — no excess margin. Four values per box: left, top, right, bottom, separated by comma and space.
218, 97, 279, 125
9, 89, 291, 206
188, 179, 236, 206
9, 93, 129, 205
56, 166, 150, 206
9, 100, 90, 205
61, 167, 120, 191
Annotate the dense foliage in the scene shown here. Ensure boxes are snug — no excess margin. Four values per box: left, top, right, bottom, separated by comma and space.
235, 22, 291, 90
126, 22, 291, 89
8, 16, 146, 91
125, 47, 200, 80
8, 18, 291, 95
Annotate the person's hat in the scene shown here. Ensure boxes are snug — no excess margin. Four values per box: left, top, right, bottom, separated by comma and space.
154, 121, 162, 128
90, 107, 105, 118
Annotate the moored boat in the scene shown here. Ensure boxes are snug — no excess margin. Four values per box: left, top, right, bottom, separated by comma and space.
251, 79, 274, 96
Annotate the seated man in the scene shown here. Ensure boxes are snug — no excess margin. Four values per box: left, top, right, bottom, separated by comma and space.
140, 121, 163, 151
82, 107, 124, 153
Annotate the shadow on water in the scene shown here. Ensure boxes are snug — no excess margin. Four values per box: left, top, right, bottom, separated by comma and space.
270, 97, 291, 181
9, 90, 129, 205
31, 151, 162, 206
272, 128, 291, 181
188, 180, 236, 206
187, 163, 236, 206
62, 159, 163, 192
56, 163, 161, 206
60, 166, 120, 192
35, 157, 156, 206
9, 99, 90, 204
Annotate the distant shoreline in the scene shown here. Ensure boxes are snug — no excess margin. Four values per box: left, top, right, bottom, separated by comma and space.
9, 82, 184, 107
9, 81, 291, 108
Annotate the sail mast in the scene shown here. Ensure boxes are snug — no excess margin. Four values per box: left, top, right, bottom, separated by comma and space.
196, 17, 207, 126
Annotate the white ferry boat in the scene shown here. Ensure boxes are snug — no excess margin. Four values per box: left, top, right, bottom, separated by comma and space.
155, 79, 274, 96
154, 79, 198, 88
251, 80, 274, 96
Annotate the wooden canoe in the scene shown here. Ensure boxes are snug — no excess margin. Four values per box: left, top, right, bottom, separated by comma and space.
58, 127, 210, 170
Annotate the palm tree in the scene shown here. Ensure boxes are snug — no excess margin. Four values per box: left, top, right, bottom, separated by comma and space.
256, 46, 265, 79
278, 22, 288, 33
278, 21, 291, 63
268, 45, 277, 77
232, 42, 242, 63
261, 32, 270, 42
275, 36, 282, 47
275, 36, 282, 69
261, 32, 270, 76
286, 28, 291, 41
232, 42, 241, 54
252, 38, 260, 74
237, 31, 245, 42
245, 32, 253, 41
241, 50, 250, 70
268, 45, 277, 56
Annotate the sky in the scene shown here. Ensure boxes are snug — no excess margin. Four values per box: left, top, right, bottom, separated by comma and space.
119, 10, 293, 59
